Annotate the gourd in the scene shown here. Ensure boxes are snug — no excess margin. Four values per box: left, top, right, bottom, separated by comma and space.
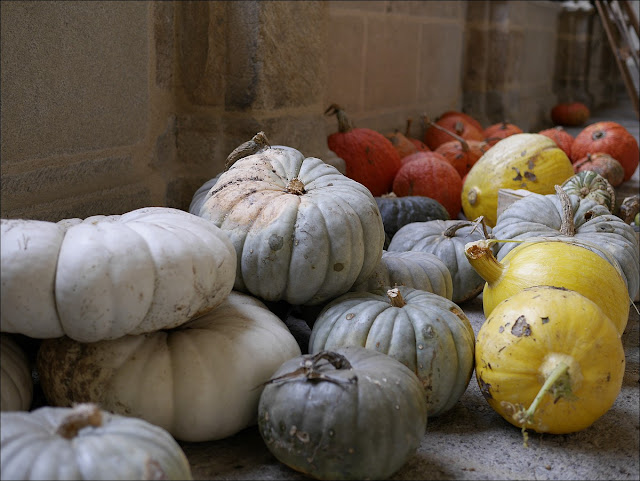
561, 171, 616, 212
0, 403, 193, 480
189, 175, 221, 215
387, 219, 492, 304
435, 139, 489, 178
385, 129, 419, 158
36, 291, 301, 442
464, 238, 630, 334
538, 126, 574, 158
0, 334, 33, 411
351, 250, 454, 300
194, 145, 385, 305
475, 286, 624, 436
404, 117, 431, 152
258, 346, 428, 480
309, 286, 475, 417
375, 194, 450, 240
573, 152, 625, 187
482, 121, 523, 146
461, 133, 575, 227
551, 101, 590, 126
570, 121, 639, 181
492, 186, 639, 300
424, 112, 484, 150
1, 207, 236, 342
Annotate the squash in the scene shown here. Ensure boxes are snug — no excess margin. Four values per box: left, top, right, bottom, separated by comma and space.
573, 152, 626, 187
375, 193, 450, 240
492, 186, 639, 300
189, 175, 221, 215
326, 104, 401, 196
258, 346, 427, 480
461, 133, 575, 227
551, 101, 590, 126
195, 145, 385, 305
475, 286, 624, 436
464, 238, 630, 334
0, 334, 33, 412
560, 171, 616, 212
309, 286, 475, 417
385, 129, 419, 159
351, 250, 454, 300
1, 207, 236, 343
424, 112, 484, 150
482, 121, 523, 147
538, 126, 574, 158
36, 291, 301, 442
0, 403, 193, 480
387, 219, 492, 304
404, 117, 431, 152
435, 138, 490, 178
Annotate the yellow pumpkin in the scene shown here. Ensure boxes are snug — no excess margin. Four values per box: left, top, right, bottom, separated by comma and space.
461, 133, 574, 226
465, 238, 630, 334
475, 286, 624, 436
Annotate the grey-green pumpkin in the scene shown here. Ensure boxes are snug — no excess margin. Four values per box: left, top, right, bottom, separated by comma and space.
375, 195, 449, 241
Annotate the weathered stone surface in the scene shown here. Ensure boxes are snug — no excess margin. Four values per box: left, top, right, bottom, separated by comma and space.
327, 1, 388, 13
154, 1, 175, 90
326, 15, 365, 110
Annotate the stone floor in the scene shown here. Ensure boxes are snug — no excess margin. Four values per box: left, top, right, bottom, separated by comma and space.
178, 97, 640, 480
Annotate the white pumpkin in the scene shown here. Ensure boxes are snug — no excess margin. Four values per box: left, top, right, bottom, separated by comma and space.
0, 403, 193, 480
37, 291, 302, 442
194, 146, 385, 305
1, 207, 236, 342
0, 334, 33, 411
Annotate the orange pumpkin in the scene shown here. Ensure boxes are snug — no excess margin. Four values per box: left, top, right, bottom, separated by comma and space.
404, 118, 431, 152
551, 102, 590, 126
483, 122, 523, 146
435, 129, 490, 178
424, 113, 484, 151
438, 110, 484, 133
570, 121, 639, 181
399, 150, 449, 167
538, 126, 574, 159
326, 104, 402, 196
573, 152, 626, 187
385, 130, 419, 159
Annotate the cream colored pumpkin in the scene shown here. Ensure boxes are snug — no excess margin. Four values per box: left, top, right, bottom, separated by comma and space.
1, 207, 236, 342
0, 334, 33, 411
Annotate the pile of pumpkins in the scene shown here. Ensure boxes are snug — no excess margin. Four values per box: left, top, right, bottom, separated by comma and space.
1, 102, 638, 480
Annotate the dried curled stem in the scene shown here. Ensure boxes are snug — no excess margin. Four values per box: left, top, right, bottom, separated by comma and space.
262, 351, 357, 387
225, 131, 271, 170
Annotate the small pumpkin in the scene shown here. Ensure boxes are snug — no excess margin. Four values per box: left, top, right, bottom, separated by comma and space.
375, 193, 450, 240
538, 126, 574, 158
404, 117, 431, 152
309, 286, 476, 417
258, 346, 428, 480
385, 129, 420, 159
570, 121, 639, 181
551, 101, 590, 126
387, 219, 492, 304
1, 207, 237, 342
424, 112, 484, 150
326, 104, 401, 196
0, 334, 33, 412
475, 286, 624, 436
573, 152, 626, 187
0, 403, 193, 480
36, 291, 301, 442
483, 122, 524, 146
461, 133, 575, 227
561, 170, 616, 212
434, 110, 484, 135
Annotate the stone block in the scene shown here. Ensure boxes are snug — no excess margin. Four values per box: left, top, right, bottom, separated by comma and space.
176, 115, 225, 172
390, 1, 464, 18
326, 15, 365, 110
327, 1, 388, 13
486, 28, 523, 91
154, 1, 175, 91
521, 30, 557, 86
0, 1, 149, 163
463, 27, 489, 92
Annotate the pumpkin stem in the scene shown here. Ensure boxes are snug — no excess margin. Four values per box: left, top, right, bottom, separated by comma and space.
262, 351, 357, 387
619, 195, 640, 224
405, 118, 413, 138
56, 403, 103, 439
225, 131, 271, 170
464, 239, 504, 285
286, 178, 306, 195
555, 185, 576, 236
443, 220, 475, 238
387, 287, 406, 307
325, 103, 354, 133
424, 116, 469, 152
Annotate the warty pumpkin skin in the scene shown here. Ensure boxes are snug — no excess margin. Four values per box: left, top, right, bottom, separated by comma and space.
1, 207, 237, 342
36, 291, 301, 443
196, 146, 385, 305
0, 404, 193, 480
309, 286, 475, 417
0, 334, 33, 412
561, 171, 616, 212
258, 346, 427, 480
475, 286, 624, 435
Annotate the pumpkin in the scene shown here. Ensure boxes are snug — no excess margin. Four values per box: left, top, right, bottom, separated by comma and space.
551, 101, 591, 126
492, 186, 640, 301
195, 145, 385, 305
475, 286, 624, 436
424, 113, 484, 150
1, 207, 236, 343
375, 193, 450, 240
0, 403, 193, 480
0, 334, 33, 412
258, 346, 428, 480
385, 129, 419, 159
36, 291, 301, 442
326, 104, 401, 196
309, 286, 475, 417
392, 153, 463, 219
483, 122, 524, 146
435, 110, 484, 134
461, 133, 575, 227
189, 175, 221, 215
561, 171, 616, 212
387, 219, 492, 303
435, 139, 490, 178
464, 238, 630, 334
404, 117, 431, 152
538, 126, 574, 158
570, 121, 639, 181
573, 152, 626, 187
351, 250, 454, 300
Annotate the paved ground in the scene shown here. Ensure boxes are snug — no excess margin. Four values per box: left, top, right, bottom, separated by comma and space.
179, 97, 640, 480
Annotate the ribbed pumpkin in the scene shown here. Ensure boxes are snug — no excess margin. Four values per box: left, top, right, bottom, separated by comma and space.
570, 121, 639, 181
573, 152, 625, 187
375, 194, 450, 240
483, 122, 524, 147
0, 334, 33, 412
351, 250, 454, 300
551, 101, 591, 126
561, 171, 616, 212
461, 133, 575, 227
309, 286, 475, 417
195, 146, 385, 305
393, 154, 463, 219
538, 126, 574, 158
424, 113, 484, 150
326, 104, 401, 196
387, 219, 492, 304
